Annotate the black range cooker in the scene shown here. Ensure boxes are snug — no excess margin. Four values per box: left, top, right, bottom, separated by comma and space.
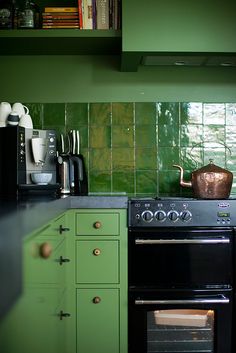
128, 197, 236, 353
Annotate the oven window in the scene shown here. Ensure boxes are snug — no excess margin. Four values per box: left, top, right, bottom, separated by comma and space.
147, 309, 214, 352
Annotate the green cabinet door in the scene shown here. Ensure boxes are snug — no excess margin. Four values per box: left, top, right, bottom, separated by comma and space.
76, 212, 120, 235
77, 288, 119, 353
0, 287, 67, 353
76, 240, 119, 283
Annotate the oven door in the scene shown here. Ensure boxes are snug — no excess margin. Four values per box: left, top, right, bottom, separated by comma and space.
129, 288, 232, 353
129, 228, 233, 288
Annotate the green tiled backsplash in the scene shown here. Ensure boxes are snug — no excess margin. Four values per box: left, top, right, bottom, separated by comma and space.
26, 102, 236, 196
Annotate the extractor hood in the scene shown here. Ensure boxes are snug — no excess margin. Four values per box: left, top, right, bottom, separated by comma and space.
121, 0, 236, 71
141, 54, 236, 67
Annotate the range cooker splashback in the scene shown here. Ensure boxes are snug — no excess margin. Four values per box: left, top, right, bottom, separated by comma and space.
128, 198, 236, 228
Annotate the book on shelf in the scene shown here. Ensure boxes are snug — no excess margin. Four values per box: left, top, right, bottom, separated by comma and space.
78, 0, 83, 28
96, 0, 109, 29
42, 13, 79, 19
42, 24, 80, 28
82, 0, 93, 29
44, 7, 78, 13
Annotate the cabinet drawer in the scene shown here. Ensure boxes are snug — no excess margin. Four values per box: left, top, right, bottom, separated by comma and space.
76, 213, 119, 236
76, 288, 119, 353
39, 214, 69, 237
24, 237, 69, 284
76, 240, 119, 283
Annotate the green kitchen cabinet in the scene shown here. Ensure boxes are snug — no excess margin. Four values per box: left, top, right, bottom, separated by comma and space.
66, 208, 128, 353
0, 212, 71, 353
77, 288, 119, 353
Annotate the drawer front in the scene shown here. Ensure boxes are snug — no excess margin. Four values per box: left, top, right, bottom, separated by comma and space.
39, 214, 69, 237
76, 240, 119, 283
76, 288, 119, 353
24, 237, 69, 284
76, 213, 119, 236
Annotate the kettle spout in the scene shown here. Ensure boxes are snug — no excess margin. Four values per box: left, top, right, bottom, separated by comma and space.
173, 164, 192, 188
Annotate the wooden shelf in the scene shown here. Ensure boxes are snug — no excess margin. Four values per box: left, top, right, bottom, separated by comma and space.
0, 29, 122, 55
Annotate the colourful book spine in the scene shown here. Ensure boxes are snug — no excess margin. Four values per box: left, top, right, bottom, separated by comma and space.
78, 0, 83, 28
96, 0, 109, 29
44, 7, 78, 13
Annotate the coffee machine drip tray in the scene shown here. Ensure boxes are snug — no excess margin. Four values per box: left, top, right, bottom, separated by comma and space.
18, 184, 60, 195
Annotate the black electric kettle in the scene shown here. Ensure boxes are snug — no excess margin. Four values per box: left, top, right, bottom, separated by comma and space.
57, 131, 88, 196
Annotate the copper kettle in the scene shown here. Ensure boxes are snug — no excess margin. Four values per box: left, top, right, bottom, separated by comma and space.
173, 160, 233, 199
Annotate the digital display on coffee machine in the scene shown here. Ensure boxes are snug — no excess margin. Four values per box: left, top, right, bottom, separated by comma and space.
32, 130, 39, 136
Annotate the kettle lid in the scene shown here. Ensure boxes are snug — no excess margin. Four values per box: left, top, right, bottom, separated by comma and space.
195, 159, 232, 175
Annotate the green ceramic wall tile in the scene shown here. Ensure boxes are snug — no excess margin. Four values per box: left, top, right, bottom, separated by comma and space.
89, 148, 111, 171
112, 125, 134, 147
158, 147, 180, 170
180, 102, 203, 124
25, 103, 43, 129
43, 103, 65, 127
135, 102, 157, 125
158, 124, 179, 147
203, 103, 225, 125
136, 170, 157, 194
226, 126, 236, 147
158, 171, 181, 195
112, 102, 134, 125
226, 103, 236, 125
66, 103, 88, 126
157, 102, 180, 125
135, 125, 157, 148
112, 171, 134, 194
180, 125, 203, 146
89, 171, 111, 193
89, 126, 111, 148
203, 147, 226, 167
180, 147, 203, 170
90, 103, 111, 125
203, 125, 225, 146
136, 148, 157, 170
31, 100, 236, 196
112, 148, 135, 170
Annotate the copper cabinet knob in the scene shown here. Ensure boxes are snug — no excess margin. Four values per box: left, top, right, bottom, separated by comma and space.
39, 242, 52, 259
93, 221, 101, 229
93, 296, 101, 304
93, 248, 101, 256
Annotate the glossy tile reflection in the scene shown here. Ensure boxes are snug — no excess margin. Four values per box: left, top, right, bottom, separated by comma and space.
26, 101, 236, 196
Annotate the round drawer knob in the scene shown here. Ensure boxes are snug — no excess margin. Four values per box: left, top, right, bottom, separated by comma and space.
93, 296, 101, 304
93, 248, 101, 256
39, 242, 52, 259
93, 221, 102, 229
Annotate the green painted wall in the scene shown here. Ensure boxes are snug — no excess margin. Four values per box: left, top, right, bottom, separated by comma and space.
0, 55, 236, 102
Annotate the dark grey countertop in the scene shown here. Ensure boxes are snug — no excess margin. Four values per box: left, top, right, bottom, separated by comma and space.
0, 195, 128, 320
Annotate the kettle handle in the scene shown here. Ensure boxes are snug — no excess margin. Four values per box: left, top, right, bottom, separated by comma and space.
190, 141, 232, 169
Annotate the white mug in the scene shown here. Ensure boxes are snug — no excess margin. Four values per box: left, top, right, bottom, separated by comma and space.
12, 102, 29, 117
19, 114, 33, 129
0, 102, 12, 126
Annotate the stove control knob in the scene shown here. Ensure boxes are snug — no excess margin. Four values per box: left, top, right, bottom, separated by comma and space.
180, 210, 192, 222
141, 210, 153, 223
167, 210, 179, 222
155, 210, 166, 222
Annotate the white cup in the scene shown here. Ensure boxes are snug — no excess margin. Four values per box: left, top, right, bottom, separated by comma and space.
12, 102, 29, 117
31, 137, 47, 164
0, 102, 12, 126
19, 114, 33, 129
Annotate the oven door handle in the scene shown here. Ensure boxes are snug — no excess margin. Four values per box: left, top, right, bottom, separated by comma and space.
135, 238, 230, 245
135, 296, 230, 305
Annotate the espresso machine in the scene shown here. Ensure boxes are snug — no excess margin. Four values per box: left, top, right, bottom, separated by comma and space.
0, 126, 58, 197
